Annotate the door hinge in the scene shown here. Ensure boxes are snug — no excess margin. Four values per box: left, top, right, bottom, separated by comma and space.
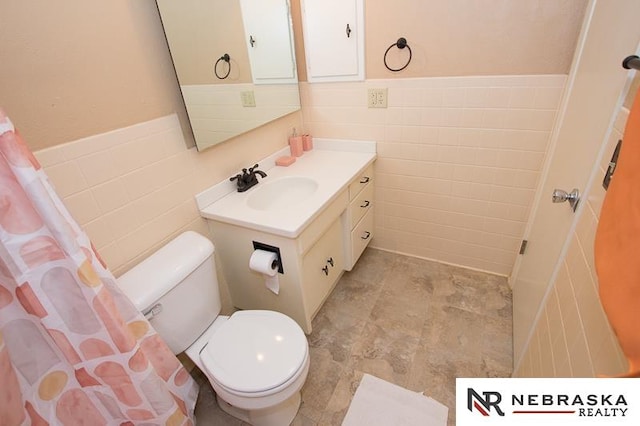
603, 139, 622, 190
519, 240, 528, 255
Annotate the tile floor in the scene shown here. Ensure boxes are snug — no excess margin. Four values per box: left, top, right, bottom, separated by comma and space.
192, 248, 513, 425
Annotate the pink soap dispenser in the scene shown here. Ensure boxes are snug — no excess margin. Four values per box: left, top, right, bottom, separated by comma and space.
302, 133, 313, 151
289, 128, 303, 157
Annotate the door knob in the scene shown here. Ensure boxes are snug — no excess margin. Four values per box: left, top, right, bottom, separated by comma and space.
551, 188, 580, 212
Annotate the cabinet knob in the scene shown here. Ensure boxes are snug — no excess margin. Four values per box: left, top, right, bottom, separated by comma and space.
327, 257, 334, 267
361, 231, 371, 240
322, 265, 329, 276
346, 24, 352, 38
360, 200, 370, 208
360, 176, 370, 184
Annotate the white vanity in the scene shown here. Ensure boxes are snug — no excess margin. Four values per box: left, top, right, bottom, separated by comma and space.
196, 139, 375, 333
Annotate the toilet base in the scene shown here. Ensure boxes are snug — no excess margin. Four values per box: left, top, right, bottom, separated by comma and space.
216, 392, 301, 426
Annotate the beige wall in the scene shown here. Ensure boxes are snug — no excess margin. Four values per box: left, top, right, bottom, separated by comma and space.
0, 0, 193, 151
365, 0, 587, 79
514, 83, 635, 376
0, 0, 586, 151
293, 0, 587, 81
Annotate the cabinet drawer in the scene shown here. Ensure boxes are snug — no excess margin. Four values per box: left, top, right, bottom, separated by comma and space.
348, 164, 373, 200
350, 209, 373, 266
349, 182, 374, 229
302, 219, 344, 316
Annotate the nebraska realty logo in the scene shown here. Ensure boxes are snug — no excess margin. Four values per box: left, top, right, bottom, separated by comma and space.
457, 378, 640, 425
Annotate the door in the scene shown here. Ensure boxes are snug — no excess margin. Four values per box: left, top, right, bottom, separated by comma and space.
511, 0, 640, 368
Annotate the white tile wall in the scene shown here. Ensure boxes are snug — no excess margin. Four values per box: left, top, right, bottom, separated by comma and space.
514, 102, 630, 378
300, 75, 567, 275
34, 115, 208, 277
33, 111, 301, 280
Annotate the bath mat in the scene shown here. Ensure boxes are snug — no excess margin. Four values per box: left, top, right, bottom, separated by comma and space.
342, 374, 448, 426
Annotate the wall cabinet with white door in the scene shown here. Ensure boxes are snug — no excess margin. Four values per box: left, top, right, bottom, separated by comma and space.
301, 0, 365, 82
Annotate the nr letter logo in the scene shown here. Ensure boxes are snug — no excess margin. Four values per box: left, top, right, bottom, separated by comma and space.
467, 388, 505, 416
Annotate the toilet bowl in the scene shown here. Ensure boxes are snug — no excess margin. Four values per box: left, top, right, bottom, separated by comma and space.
116, 231, 309, 426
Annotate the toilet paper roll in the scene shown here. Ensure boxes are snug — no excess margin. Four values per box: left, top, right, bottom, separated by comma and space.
249, 249, 280, 294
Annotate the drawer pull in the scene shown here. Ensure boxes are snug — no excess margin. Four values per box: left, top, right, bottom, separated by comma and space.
360, 200, 370, 208
360, 176, 370, 184
322, 265, 329, 276
327, 257, 334, 267
361, 231, 371, 240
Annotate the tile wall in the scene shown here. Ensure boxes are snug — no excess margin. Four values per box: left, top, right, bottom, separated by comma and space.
33, 112, 301, 285
514, 100, 630, 377
33, 75, 566, 286
300, 75, 567, 275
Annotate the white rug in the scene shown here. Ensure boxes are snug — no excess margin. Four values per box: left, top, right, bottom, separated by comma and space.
342, 374, 448, 426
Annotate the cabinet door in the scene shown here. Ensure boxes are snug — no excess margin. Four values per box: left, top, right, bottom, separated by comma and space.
239, 0, 297, 84
302, 219, 344, 317
301, 0, 364, 82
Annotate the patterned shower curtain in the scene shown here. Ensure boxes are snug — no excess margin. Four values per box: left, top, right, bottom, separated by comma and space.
0, 110, 198, 425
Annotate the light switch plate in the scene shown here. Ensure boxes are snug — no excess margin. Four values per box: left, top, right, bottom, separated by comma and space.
367, 88, 388, 108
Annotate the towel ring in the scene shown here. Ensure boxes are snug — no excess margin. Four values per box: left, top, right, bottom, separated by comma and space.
214, 54, 231, 79
384, 37, 412, 72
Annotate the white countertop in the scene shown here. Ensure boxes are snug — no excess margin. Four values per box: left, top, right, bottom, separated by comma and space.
196, 139, 376, 238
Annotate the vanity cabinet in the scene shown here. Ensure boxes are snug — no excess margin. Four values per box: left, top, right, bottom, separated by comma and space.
203, 154, 375, 334
300, 0, 365, 82
301, 219, 344, 317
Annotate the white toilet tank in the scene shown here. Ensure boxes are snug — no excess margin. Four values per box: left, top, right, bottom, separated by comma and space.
116, 231, 222, 354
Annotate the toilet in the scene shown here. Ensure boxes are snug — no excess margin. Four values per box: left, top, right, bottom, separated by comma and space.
116, 231, 309, 426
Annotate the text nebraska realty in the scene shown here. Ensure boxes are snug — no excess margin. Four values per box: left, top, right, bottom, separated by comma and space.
469, 388, 630, 417
512, 393, 628, 417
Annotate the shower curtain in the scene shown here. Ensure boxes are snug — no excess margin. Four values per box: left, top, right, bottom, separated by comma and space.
0, 110, 198, 425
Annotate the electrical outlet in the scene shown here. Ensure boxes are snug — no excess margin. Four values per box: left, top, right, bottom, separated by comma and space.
241, 90, 256, 107
367, 88, 388, 108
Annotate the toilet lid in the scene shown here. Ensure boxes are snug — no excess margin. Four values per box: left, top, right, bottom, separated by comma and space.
201, 310, 308, 393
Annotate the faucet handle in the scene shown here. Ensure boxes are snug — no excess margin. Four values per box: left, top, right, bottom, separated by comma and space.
230, 173, 242, 182
248, 164, 259, 173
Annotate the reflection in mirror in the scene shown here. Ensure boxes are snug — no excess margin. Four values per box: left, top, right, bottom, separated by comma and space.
155, 0, 301, 151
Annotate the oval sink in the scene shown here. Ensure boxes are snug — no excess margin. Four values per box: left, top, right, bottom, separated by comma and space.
247, 176, 319, 211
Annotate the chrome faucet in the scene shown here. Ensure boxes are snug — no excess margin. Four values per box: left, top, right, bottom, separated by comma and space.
230, 164, 267, 192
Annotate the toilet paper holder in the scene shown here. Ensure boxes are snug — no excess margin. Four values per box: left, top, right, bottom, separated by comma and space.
252, 241, 284, 273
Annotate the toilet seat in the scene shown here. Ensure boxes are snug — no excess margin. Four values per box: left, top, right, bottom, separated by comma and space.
200, 310, 308, 395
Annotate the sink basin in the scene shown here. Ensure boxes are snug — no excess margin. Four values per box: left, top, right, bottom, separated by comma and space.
247, 176, 319, 211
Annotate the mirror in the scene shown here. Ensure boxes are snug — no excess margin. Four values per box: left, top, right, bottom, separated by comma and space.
156, 0, 301, 151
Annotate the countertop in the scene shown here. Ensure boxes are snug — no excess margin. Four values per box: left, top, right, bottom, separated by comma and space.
196, 139, 376, 238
